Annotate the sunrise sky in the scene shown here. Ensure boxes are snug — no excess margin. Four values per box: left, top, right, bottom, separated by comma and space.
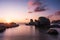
0, 0, 60, 23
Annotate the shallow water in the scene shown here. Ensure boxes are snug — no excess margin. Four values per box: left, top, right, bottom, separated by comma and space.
0, 24, 60, 40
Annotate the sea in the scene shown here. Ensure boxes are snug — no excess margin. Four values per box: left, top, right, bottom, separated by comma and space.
0, 24, 60, 40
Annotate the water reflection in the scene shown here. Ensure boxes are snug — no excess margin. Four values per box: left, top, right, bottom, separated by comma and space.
0, 33, 4, 40
4, 25, 35, 36
3, 24, 36, 40
35, 27, 60, 40
0, 24, 60, 40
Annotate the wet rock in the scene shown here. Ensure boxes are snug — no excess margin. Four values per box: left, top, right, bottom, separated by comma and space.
47, 28, 58, 35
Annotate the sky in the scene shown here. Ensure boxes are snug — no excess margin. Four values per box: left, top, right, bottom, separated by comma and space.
0, 0, 60, 23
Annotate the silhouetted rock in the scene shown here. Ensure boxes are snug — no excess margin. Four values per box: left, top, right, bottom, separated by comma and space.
34, 17, 50, 29
0, 23, 6, 33
34, 19, 39, 27
52, 20, 60, 24
26, 19, 34, 25
39, 17, 50, 25
50, 24, 60, 28
47, 28, 58, 35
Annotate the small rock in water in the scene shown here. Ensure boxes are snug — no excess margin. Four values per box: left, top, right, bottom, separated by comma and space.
47, 28, 58, 35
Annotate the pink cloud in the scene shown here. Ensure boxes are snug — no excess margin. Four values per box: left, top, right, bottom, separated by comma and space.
55, 11, 60, 15
28, 1, 33, 7
28, 0, 46, 12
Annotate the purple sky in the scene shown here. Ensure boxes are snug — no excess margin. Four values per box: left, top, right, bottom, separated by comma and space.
0, 0, 60, 22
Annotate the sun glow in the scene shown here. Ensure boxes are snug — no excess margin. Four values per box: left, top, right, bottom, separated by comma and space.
5, 18, 12, 23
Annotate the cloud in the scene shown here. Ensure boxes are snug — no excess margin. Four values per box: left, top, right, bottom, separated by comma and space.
28, 1, 33, 7
28, 0, 46, 12
28, 0, 42, 7
48, 11, 60, 18
28, 11, 33, 13
55, 11, 60, 15
34, 6, 46, 12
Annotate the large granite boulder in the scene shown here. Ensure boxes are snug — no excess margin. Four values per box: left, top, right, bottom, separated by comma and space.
34, 17, 50, 29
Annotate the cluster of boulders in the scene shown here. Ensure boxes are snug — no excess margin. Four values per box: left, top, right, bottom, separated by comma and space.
26, 17, 50, 28
26, 17, 59, 35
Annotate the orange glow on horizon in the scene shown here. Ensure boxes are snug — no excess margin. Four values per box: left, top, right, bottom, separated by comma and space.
4, 18, 12, 23
0, 18, 30, 23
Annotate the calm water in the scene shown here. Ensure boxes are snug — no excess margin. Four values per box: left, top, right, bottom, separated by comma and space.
0, 24, 60, 40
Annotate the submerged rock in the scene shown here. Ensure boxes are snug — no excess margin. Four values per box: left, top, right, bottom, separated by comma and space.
47, 28, 58, 35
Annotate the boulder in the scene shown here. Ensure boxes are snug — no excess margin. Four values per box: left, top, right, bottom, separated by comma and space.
47, 28, 58, 35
